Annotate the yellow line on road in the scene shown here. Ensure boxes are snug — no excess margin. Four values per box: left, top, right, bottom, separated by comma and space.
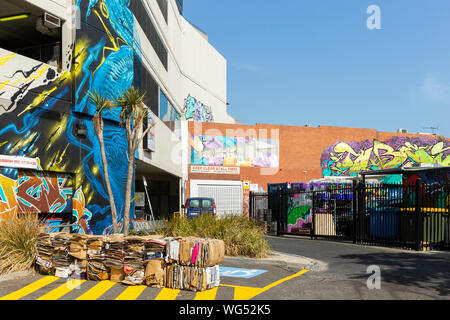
75, 280, 116, 300
115, 285, 147, 300
194, 287, 219, 300
0, 276, 60, 300
221, 269, 309, 300
154, 288, 181, 300
37, 279, 86, 300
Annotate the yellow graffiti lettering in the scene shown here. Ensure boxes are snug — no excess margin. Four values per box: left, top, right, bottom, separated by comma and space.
0, 53, 16, 66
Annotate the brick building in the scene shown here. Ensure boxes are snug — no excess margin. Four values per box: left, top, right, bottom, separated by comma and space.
183, 122, 450, 217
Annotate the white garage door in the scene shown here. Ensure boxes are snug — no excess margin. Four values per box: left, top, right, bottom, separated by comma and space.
190, 180, 243, 217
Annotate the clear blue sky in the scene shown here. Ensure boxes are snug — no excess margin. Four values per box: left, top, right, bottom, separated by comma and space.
184, 0, 450, 138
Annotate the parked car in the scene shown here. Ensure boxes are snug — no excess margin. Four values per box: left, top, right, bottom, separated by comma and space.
183, 197, 217, 219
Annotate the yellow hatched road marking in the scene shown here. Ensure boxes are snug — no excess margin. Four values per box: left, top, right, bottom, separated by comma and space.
154, 288, 181, 300
0, 276, 60, 300
194, 287, 219, 300
75, 280, 116, 300
221, 269, 309, 300
115, 285, 147, 300
37, 279, 86, 300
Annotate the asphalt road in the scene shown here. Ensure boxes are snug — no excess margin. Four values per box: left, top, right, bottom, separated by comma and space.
267, 235, 450, 299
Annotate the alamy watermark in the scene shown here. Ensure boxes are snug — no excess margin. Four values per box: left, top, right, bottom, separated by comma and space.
367, 5, 381, 30
367, 265, 381, 290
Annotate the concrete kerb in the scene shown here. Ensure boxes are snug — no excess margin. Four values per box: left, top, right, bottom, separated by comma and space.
224, 251, 328, 272
0, 269, 35, 283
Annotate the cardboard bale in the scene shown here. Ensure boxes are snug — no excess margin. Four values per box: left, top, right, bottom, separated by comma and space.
104, 235, 126, 269
36, 233, 54, 268
144, 259, 166, 287
164, 264, 220, 292
143, 236, 166, 262
110, 267, 125, 282
177, 238, 225, 268
87, 235, 108, 281
69, 234, 88, 260
52, 233, 72, 268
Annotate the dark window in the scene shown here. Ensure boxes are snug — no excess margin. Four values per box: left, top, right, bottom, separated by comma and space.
175, 0, 183, 15
157, 0, 168, 22
133, 57, 159, 117
130, 0, 168, 70
202, 199, 213, 208
189, 199, 200, 208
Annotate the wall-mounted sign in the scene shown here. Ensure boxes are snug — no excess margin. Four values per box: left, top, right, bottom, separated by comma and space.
243, 181, 250, 189
0, 155, 38, 169
190, 165, 240, 174
250, 184, 259, 192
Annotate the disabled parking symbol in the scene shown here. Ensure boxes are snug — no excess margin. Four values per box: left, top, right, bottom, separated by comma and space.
219, 267, 268, 279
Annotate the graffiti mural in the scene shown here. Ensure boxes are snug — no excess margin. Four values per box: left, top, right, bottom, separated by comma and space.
287, 193, 312, 233
183, 95, 214, 122
191, 135, 279, 168
16, 170, 73, 214
0, 0, 144, 234
321, 137, 450, 178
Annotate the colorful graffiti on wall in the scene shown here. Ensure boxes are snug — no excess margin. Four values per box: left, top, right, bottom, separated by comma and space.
321, 136, 450, 178
183, 95, 214, 122
287, 193, 312, 233
191, 135, 279, 168
0, 0, 142, 234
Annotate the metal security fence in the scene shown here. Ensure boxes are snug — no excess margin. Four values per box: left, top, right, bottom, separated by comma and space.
251, 180, 450, 251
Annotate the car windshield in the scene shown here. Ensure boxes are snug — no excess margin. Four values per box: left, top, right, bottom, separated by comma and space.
202, 199, 213, 208
188, 199, 200, 208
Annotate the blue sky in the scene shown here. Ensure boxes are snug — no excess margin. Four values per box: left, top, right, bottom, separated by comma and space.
184, 0, 450, 137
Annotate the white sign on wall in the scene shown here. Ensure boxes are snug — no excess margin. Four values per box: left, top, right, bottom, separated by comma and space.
0, 155, 38, 169
191, 165, 240, 174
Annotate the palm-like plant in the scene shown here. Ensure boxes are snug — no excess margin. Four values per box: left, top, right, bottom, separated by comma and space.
114, 85, 156, 236
88, 90, 120, 234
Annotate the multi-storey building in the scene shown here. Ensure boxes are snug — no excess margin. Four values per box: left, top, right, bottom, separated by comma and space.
0, 0, 235, 234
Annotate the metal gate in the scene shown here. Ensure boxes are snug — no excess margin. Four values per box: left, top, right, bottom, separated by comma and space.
251, 180, 450, 251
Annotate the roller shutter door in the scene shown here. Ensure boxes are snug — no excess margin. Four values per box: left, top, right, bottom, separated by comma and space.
190, 180, 243, 217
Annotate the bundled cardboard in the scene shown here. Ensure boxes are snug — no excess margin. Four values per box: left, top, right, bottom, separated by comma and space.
143, 236, 166, 262
36, 233, 53, 269
87, 236, 109, 281
52, 233, 72, 268
165, 264, 220, 292
178, 238, 225, 268
35, 233, 224, 292
104, 235, 126, 269
144, 259, 166, 287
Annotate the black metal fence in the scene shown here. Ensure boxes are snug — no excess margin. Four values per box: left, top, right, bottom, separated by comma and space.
250, 180, 450, 251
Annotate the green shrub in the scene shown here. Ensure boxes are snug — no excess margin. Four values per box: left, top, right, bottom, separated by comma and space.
0, 213, 40, 275
162, 214, 271, 258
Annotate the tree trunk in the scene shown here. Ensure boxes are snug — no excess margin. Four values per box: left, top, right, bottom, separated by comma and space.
123, 119, 138, 236
96, 117, 119, 234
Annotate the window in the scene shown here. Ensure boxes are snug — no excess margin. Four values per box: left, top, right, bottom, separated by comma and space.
157, 0, 168, 22
159, 90, 181, 134
130, 0, 168, 70
188, 199, 200, 208
201, 199, 213, 208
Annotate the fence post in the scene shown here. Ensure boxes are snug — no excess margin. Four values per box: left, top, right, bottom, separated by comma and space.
352, 180, 358, 244
276, 189, 282, 236
311, 191, 316, 240
415, 179, 423, 251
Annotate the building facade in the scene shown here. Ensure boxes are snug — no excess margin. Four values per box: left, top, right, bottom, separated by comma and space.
0, 0, 234, 234
185, 122, 450, 217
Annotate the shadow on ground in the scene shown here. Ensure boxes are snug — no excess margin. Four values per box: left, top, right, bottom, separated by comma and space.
336, 251, 450, 297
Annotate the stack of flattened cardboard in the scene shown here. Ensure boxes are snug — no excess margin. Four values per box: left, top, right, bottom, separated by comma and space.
178, 238, 225, 268
34, 234, 225, 292
52, 233, 72, 277
122, 236, 146, 285
87, 235, 109, 281
143, 236, 167, 287
52, 233, 71, 267
104, 235, 126, 282
36, 233, 54, 273
165, 237, 224, 291
165, 265, 220, 292
68, 233, 88, 279
143, 236, 166, 262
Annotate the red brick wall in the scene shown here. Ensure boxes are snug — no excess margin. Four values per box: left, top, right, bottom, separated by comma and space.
186, 122, 448, 215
